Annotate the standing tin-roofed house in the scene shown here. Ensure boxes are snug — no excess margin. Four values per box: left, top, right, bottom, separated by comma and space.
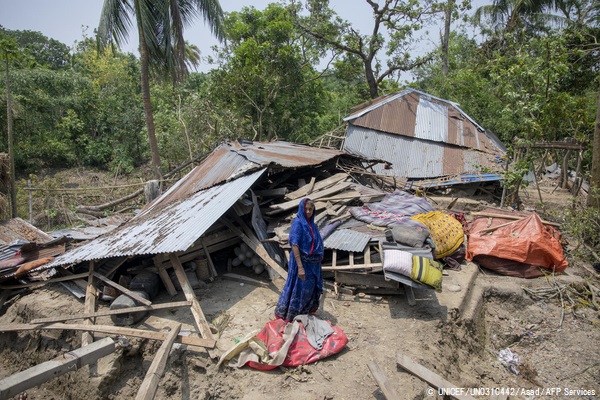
343, 89, 506, 187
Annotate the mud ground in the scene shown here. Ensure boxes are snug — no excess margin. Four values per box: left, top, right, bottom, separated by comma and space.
0, 178, 599, 399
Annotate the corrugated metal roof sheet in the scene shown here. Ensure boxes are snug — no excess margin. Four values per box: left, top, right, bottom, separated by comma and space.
143, 140, 345, 213
0, 218, 53, 245
344, 125, 502, 179
47, 169, 266, 267
344, 88, 506, 154
323, 228, 370, 253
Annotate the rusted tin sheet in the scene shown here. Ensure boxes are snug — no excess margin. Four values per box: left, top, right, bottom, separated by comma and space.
47, 169, 266, 267
144, 141, 345, 211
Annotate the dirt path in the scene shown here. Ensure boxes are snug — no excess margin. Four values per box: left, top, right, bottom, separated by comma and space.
1, 259, 598, 400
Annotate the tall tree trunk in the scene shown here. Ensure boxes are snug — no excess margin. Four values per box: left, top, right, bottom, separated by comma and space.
137, 19, 163, 181
365, 62, 378, 99
588, 89, 600, 208
5, 55, 17, 218
441, 0, 454, 76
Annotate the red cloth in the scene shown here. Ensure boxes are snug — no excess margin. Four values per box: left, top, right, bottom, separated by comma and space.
246, 319, 347, 370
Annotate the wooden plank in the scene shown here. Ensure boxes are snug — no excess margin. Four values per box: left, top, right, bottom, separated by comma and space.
82, 261, 97, 347
154, 255, 177, 297
169, 254, 215, 342
396, 350, 477, 400
221, 273, 271, 289
285, 172, 348, 200
471, 211, 560, 227
0, 323, 215, 348
0, 272, 90, 290
201, 239, 218, 279
334, 271, 399, 289
270, 181, 353, 212
221, 218, 288, 280
367, 360, 400, 400
93, 272, 152, 306
0, 337, 115, 400
322, 263, 381, 271
135, 324, 181, 400
30, 301, 192, 324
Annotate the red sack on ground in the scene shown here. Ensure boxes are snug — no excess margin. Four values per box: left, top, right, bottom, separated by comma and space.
247, 318, 347, 371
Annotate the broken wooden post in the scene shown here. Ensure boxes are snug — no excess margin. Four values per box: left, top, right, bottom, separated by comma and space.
0, 337, 115, 400
200, 239, 218, 279
135, 324, 181, 400
396, 350, 476, 400
82, 260, 97, 347
169, 254, 215, 342
367, 360, 400, 400
92, 272, 152, 306
153, 254, 177, 297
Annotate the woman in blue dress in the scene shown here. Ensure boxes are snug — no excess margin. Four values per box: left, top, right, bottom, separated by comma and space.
275, 198, 324, 321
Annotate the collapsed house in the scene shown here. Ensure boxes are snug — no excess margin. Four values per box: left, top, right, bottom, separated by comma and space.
0, 139, 575, 396
342, 89, 507, 188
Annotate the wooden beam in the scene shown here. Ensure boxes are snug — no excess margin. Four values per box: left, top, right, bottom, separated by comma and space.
135, 324, 181, 400
154, 255, 177, 297
169, 254, 215, 342
93, 272, 152, 306
82, 261, 97, 347
367, 360, 400, 400
285, 172, 348, 200
0, 338, 115, 400
322, 264, 381, 271
471, 212, 560, 227
221, 218, 288, 280
396, 351, 476, 400
0, 323, 215, 348
270, 181, 353, 212
201, 239, 218, 279
334, 271, 399, 289
0, 272, 90, 290
30, 301, 192, 324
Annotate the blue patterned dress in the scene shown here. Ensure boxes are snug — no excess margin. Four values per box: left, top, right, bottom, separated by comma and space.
275, 198, 324, 321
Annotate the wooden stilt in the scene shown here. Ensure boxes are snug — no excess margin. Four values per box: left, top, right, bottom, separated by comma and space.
169, 254, 214, 342
82, 261, 97, 347
153, 255, 177, 297
201, 239, 218, 279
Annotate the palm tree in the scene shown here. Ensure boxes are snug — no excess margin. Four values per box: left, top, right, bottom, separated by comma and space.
474, 0, 554, 33
97, 0, 224, 181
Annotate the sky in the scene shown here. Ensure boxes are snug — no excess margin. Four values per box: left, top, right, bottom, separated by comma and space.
0, 0, 488, 74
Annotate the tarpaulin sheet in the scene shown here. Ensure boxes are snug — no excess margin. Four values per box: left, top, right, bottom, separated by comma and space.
466, 213, 567, 277
247, 318, 347, 370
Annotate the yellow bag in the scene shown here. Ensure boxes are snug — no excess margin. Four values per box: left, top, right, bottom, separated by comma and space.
411, 256, 443, 292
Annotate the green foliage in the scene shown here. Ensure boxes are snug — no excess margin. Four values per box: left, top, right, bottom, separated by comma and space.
0, 26, 70, 69
563, 193, 600, 255
210, 4, 327, 141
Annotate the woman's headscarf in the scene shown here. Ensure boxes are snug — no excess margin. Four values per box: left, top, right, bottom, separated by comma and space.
289, 198, 324, 257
